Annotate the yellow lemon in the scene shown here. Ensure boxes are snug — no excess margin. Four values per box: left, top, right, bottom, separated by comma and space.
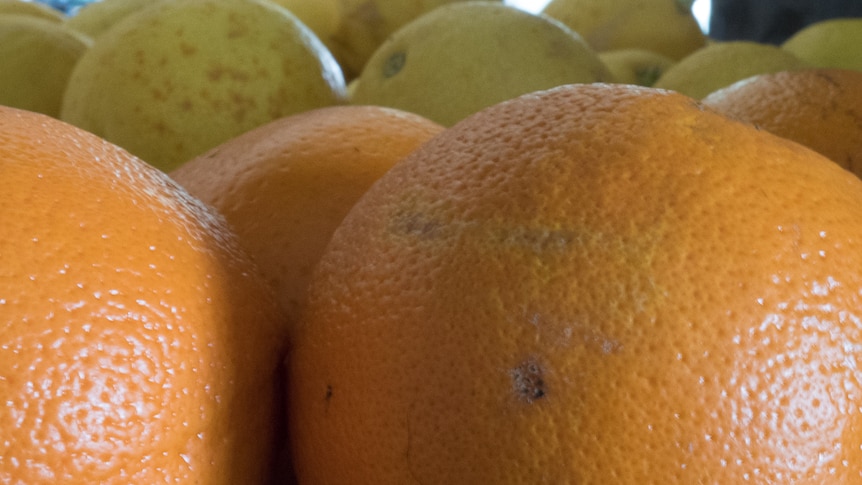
0, 0, 65, 22
64, 0, 154, 39
326, 0, 500, 79
782, 17, 862, 72
350, 1, 612, 126
541, 0, 707, 60
653, 40, 810, 99
271, 0, 340, 45
60, 0, 347, 172
0, 14, 90, 117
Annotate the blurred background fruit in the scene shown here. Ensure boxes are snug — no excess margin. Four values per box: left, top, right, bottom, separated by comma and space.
350, 1, 611, 126
60, 0, 347, 172
0, 13, 90, 117
271, 0, 340, 50
0, 0, 66, 21
541, 0, 707, 60
0, 105, 288, 484
781, 17, 862, 72
63, 0, 151, 39
653, 40, 809, 98
323, 0, 500, 80
702, 68, 862, 176
290, 81, 862, 485
170, 105, 444, 337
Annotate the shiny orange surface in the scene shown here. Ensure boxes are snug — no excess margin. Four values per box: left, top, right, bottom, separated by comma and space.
0, 106, 287, 483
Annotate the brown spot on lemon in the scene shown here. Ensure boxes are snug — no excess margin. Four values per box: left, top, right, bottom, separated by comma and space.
382, 51, 406, 78
179, 41, 196, 57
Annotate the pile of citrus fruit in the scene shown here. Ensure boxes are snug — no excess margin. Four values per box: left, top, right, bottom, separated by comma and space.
2, 0, 862, 483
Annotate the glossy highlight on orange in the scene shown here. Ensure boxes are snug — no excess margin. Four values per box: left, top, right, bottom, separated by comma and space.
0, 105, 287, 484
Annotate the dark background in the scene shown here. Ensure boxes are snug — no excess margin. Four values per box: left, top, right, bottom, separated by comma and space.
710, 0, 862, 44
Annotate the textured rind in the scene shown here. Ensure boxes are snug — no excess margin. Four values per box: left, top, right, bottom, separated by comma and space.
170, 105, 444, 330
702, 68, 862, 173
290, 83, 862, 484
0, 106, 286, 484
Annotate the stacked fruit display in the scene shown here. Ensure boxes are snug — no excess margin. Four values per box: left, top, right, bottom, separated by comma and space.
2, 0, 862, 483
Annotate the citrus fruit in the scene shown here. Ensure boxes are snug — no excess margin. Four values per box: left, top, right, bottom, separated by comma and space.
63, 0, 153, 39
323, 0, 497, 80
60, 0, 347, 172
0, 14, 90, 117
349, 1, 612, 126
270, 0, 340, 49
289, 83, 862, 483
0, 105, 288, 483
0, 0, 66, 22
170, 105, 444, 333
702, 68, 862, 176
540, 0, 707, 60
781, 17, 862, 72
599, 48, 677, 86
653, 40, 809, 99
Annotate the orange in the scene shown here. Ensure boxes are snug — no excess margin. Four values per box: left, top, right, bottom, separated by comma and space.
0, 105, 287, 484
288, 83, 862, 483
169, 105, 444, 332
702, 68, 862, 177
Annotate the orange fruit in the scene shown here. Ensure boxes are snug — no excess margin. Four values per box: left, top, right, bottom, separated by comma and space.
702, 68, 862, 177
288, 83, 862, 483
0, 105, 287, 483
169, 105, 444, 332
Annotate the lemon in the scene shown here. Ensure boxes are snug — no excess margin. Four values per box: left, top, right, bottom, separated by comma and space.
599, 48, 676, 86
64, 0, 154, 39
350, 1, 612, 126
0, 0, 65, 22
541, 0, 707, 60
271, 0, 340, 45
782, 18, 862, 72
653, 40, 810, 99
61, 0, 347, 172
347, 77, 361, 98
0, 14, 90, 117
326, 0, 500, 80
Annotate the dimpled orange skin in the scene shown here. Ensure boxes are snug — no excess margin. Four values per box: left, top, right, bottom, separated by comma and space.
170, 105, 444, 332
0, 106, 287, 483
288, 84, 862, 484
702, 68, 862, 177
